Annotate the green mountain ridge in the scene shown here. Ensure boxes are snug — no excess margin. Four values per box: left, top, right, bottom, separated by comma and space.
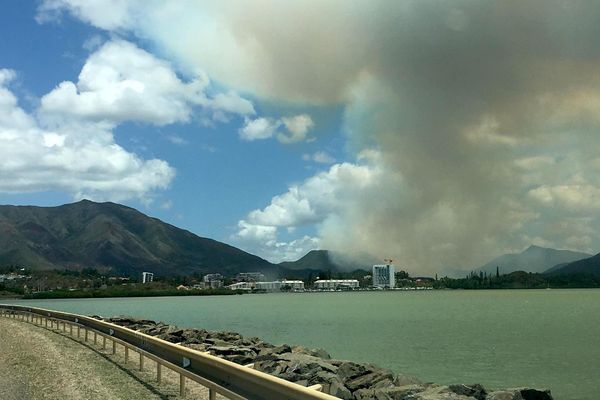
0, 200, 276, 277
545, 252, 600, 277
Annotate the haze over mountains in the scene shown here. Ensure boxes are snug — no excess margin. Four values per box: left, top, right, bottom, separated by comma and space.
279, 250, 379, 273
1, 200, 598, 279
477, 245, 591, 275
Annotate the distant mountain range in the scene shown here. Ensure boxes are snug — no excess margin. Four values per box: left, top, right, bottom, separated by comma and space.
0, 200, 276, 277
477, 245, 591, 275
545, 252, 600, 277
3, 200, 597, 280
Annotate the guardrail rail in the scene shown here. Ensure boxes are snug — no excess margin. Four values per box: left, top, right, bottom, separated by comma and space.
0, 304, 340, 400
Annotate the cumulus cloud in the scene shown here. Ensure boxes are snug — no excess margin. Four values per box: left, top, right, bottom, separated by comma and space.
42, 0, 600, 270
239, 117, 281, 141
0, 69, 174, 201
239, 114, 314, 143
40, 40, 254, 126
234, 161, 379, 261
277, 114, 314, 144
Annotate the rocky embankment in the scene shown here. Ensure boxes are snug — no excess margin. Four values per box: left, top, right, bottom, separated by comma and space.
98, 316, 553, 400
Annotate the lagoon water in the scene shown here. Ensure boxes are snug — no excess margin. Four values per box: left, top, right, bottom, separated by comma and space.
5, 290, 600, 399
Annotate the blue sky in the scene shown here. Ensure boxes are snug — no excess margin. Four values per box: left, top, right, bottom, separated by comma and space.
2, 1, 600, 273
0, 1, 353, 263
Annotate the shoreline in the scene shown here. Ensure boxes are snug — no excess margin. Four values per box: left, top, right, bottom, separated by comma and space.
13, 286, 600, 301
97, 315, 554, 400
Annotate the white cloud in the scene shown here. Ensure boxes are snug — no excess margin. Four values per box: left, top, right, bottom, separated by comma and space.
36, 0, 132, 30
40, 40, 254, 126
303, 151, 335, 164
239, 117, 281, 141
277, 114, 314, 144
0, 68, 174, 202
234, 160, 379, 261
248, 162, 378, 227
235, 220, 319, 263
239, 114, 314, 143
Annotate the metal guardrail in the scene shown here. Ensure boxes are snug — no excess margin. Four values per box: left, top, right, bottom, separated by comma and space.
0, 304, 340, 400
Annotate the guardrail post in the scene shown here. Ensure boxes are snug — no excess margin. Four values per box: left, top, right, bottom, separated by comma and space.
156, 362, 162, 384
94, 332, 97, 345
103, 336, 106, 350
70, 324, 73, 336
112, 340, 116, 355
45, 318, 48, 328
84, 329, 89, 342
139, 353, 144, 371
125, 346, 129, 363
77, 326, 80, 338
209, 388, 216, 400
179, 374, 186, 398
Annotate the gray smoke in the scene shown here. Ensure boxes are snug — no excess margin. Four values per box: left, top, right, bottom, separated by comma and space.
42, 0, 600, 273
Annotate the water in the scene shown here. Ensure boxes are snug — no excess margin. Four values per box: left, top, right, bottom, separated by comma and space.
4, 289, 599, 399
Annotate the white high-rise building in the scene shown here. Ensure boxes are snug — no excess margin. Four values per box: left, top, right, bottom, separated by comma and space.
372, 264, 395, 288
142, 272, 154, 284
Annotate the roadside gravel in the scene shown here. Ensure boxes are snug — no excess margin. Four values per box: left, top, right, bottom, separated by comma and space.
0, 317, 215, 400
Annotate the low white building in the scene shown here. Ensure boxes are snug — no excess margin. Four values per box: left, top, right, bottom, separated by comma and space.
314, 279, 360, 290
228, 281, 255, 291
372, 264, 395, 288
255, 280, 305, 291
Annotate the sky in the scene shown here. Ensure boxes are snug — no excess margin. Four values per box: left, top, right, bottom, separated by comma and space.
1, 1, 600, 274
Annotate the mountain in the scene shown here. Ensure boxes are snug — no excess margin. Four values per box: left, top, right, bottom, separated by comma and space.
279, 249, 375, 272
545, 252, 600, 277
0, 200, 276, 277
477, 245, 591, 275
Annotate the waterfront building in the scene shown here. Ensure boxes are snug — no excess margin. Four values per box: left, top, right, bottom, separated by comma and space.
142, 272, 154, 284
372, 264, 395, 288
313, 279, 360, 290
203, 273, 224, 289
255, 280, 305, 291
235, 272, 265, 282
228, 281, 255, 291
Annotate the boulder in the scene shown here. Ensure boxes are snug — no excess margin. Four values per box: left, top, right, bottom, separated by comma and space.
449, 384, 486, 400
209, 345, 257, 365
292, 345, 331, 359
345, 368, 395, 391
486, 388, 553, 400
258, 344, 291, 356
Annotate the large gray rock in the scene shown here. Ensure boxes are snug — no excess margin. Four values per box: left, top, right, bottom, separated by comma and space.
209, 345, 257, 365
449, 384, 487, 400
292, 345, 331, 359
353, 384, 428, 400
486, 388, 553, 400
345, 368, 395, 391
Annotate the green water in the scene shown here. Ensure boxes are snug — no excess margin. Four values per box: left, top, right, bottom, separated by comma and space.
4, 290, 599, 399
